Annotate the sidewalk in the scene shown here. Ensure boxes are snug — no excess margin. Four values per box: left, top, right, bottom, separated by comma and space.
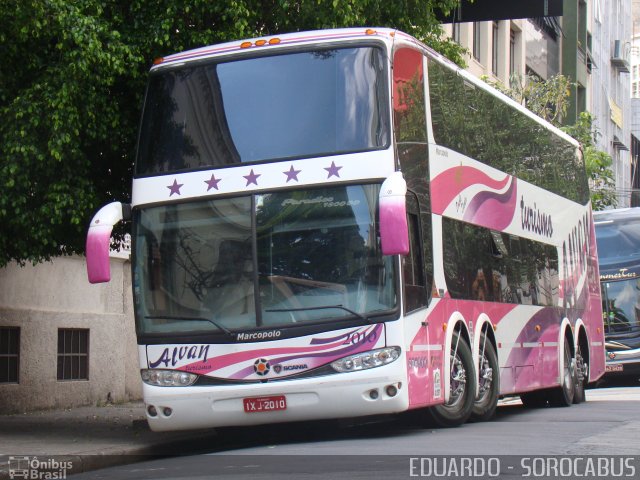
0, 402, 217, 479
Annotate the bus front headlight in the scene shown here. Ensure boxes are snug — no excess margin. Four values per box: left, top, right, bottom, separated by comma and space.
140, 369, 198, 387
331, 346, 401, 373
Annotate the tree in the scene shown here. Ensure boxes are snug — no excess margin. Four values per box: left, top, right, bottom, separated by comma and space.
484, 73, 572, 125
562, 112, 618, 211
482, 73, 617, 210
0, 0, 464, 267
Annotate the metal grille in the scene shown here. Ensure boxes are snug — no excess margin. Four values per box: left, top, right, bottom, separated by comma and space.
57, 329, 89, 381
0, 327, 20, 383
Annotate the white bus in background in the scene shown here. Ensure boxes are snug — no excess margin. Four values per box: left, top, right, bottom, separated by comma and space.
87, 28, 605, 432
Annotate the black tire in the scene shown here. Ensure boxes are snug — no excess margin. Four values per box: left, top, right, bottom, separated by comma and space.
426, 332, 476, 427
470, 334, 499, 421
549, 337, 575, 407
573, 341, 587, 404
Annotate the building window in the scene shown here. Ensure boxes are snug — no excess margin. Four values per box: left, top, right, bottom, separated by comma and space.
473, 22, 481, 60
0, 327, 20, 383
492, 22, 499, 75
453, 22, 461, 44
57, 329, 89, 381
509, 29, 516, 75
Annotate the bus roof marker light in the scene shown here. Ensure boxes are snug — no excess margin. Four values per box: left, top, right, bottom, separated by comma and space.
153, 57, 164, 66
366, 29, 377, 35
379, 172, 409, 256
240, 41, 252, 49
269, 38, 281, 45
255, 39, 267, 46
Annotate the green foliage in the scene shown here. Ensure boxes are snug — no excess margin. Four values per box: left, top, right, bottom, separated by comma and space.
562, 112, 617, 211
485, 73, 572, 125
1, 0, 140, 265
482, 74, 617, 210
435, 65, 589, 205
0, 0, 465, 266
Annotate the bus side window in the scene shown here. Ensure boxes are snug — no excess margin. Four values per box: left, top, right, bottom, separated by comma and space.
403, 194, 428, 313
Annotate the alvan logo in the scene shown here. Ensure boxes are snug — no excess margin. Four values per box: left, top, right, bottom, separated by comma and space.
149, 345, 210, 368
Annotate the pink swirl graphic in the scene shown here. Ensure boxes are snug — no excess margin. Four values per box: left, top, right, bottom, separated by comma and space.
431, 166, 512, 215
462, 177, 518, 231
180, 324, 384, 379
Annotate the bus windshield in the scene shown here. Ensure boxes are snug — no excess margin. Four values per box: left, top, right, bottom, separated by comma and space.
133, 184, 396, 335
602, 279, 640, 339
136, 46, 389, 175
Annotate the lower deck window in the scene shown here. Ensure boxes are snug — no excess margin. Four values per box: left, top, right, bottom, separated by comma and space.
443, 218, 559, 306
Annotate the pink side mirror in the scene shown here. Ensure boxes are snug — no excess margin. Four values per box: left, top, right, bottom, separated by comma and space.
379, 172, 409, 255
86, 202, 125, 283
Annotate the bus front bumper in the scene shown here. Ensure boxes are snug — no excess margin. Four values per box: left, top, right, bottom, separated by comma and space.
604, 347, 640, 376
143, 370, 409, 432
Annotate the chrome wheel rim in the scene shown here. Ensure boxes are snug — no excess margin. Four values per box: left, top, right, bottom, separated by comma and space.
447, 354, 467, 409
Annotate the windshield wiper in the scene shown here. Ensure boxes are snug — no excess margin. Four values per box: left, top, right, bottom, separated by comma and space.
144, 315, 234, 336
265, 305, 370, 324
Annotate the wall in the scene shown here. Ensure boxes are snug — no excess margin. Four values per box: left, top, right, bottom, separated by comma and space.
0, 256, 141, 414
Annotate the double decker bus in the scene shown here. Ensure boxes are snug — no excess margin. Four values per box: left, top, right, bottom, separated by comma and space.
86, 28, 605, 431
594, 207, 640, 377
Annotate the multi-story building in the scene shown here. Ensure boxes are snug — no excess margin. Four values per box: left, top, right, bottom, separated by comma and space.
443, 19, 527, 86
444, 0, 633, 208
589, 0, 632, 207
629, 0, 640, 205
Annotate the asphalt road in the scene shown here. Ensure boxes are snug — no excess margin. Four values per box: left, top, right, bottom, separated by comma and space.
73, 379, 640, 480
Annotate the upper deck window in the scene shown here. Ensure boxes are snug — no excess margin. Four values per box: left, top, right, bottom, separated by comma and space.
136, 46, 390, 176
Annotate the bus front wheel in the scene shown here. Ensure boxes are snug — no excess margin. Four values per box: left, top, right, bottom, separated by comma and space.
426, 332, 475, 427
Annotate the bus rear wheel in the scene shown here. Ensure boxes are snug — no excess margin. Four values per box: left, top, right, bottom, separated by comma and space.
549, 337, 575, 407
470, 335, 499, 421
573, 342, 587, 404
426, 332, 475, 427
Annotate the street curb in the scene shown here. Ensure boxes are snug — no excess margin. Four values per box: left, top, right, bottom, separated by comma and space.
0, 431, 219, 479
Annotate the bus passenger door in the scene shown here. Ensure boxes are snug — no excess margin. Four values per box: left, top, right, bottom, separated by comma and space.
404, 193, 433, 406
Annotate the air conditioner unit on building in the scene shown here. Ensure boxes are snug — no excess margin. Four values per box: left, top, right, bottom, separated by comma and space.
612, 40, 630, 73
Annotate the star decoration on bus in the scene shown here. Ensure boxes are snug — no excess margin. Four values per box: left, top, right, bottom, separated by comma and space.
167, 179, 183, 196
158, 161, 355, 199
204, 174, 222, 191
244, 169, 261, 186
283, 165, 301, 182
324, 161, 342, 178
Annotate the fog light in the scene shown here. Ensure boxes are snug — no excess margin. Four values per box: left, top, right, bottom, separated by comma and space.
163, 407, 173, 417
369, 389, 379, 400
147, 405, 158, 417
386, 385, 398, 397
